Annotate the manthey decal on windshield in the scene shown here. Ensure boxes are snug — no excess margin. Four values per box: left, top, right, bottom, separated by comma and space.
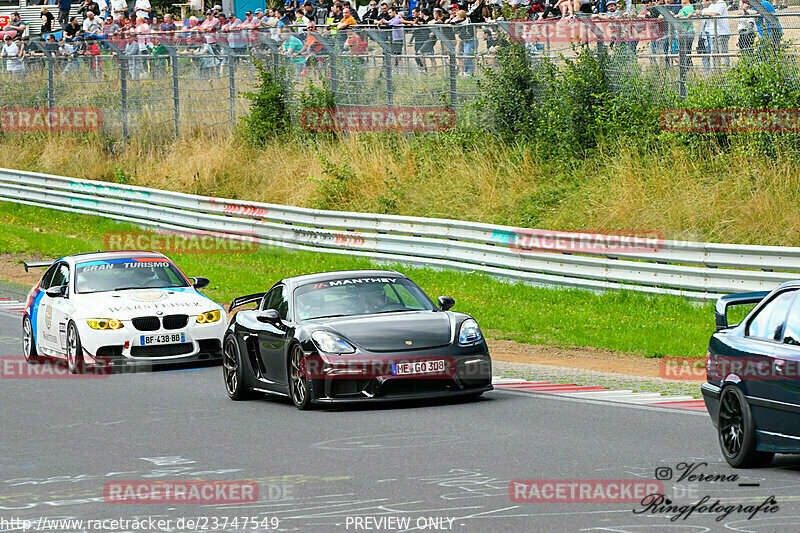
311, 278, 398, 290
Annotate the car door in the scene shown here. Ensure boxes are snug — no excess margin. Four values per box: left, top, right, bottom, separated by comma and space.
34, 263, 59, 354
761, 293, 800, 438
256, 285, 291, 385
739, 288, 798, 433
46, 262, 72, 356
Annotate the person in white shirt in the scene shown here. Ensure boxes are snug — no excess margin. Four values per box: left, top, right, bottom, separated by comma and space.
82, 10, 102, 35
111, 0, 128, 19
701, 0, 730, 69
1, 36, 23, 76
134, 0, 150, 20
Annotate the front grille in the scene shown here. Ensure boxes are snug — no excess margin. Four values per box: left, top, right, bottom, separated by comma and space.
130, 343, 193, 358
163, 314, 188, 330
132, 316, 160, 331
379, 379, 455, 397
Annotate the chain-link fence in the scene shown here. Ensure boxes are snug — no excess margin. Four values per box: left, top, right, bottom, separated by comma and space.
0, 8, 798, 140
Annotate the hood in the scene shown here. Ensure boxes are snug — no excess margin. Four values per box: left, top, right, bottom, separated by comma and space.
74, 288, 216, 320
319, 311, 452, 352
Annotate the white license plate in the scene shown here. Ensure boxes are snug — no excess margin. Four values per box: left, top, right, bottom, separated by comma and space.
392, 360, 447, 376
139, 332, 185, 345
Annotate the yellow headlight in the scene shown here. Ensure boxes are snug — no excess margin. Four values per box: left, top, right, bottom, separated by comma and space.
87, 319, 124, 330
196, 310, 221, 324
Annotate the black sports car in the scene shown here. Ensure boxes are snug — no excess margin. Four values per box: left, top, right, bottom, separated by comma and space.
703, 281, 800, 467
222, 270, 493, 409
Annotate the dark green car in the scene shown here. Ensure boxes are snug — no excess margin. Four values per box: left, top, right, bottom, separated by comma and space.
703, 282, 800, 467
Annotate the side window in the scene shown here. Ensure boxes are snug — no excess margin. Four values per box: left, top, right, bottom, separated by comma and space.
265, 286, 288, 320
49, 263, 70, 289
39, 264, 58, 290
389, 284, 425, 309
261, 289, 278, 311
782, 296, 800, 345
748, 290, 796, 341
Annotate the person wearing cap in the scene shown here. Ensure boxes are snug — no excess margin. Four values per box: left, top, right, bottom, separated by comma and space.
2, 34, 24, 77
741, 0, 781, 45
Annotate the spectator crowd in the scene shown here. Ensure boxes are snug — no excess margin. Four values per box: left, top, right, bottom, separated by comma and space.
0, 0, 787, 77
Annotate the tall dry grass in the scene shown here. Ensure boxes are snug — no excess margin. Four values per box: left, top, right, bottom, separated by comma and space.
5, 131, 800, 246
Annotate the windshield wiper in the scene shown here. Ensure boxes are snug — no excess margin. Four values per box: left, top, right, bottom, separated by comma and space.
308, 314, 351, 320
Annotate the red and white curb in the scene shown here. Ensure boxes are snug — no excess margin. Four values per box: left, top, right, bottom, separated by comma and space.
0, 298, 24, 315
492, 377, 706, 411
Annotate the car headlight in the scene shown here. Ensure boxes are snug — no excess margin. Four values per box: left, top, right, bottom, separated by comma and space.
196, 310, 221, 324
87, 319, 123, 330
311, 331, 355, 354
458, 318, 482, 345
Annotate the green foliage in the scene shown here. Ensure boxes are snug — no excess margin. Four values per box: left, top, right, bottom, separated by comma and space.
475, 41, 547, 142
308, 155, 356, 210
297, 79, 338, 141
239, 59, 290, 145
112, 165, 131, 184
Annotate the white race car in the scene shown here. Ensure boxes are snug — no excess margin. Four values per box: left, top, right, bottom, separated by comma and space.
22, 251, 226, 373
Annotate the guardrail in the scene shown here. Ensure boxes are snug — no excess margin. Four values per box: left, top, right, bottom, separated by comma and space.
0, 168, 797, 300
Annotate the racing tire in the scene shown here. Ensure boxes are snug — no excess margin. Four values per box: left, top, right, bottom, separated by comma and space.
66, 322, 85, 375
718, 385, 774, 468
22, 315, 42, 364
289, 345, 313, 411
223, 334, 256, 401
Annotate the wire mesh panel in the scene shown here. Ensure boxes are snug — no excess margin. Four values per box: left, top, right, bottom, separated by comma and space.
0, 12, 797, 140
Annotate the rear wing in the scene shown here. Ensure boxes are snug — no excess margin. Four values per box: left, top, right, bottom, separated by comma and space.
228, 292, 267, 313
23, 260, 53, 272
715, 291, 770, 331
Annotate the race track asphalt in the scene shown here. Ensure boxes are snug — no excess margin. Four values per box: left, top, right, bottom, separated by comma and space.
1, 309, 799, 533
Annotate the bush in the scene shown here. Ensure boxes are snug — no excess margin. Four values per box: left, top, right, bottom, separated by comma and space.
239, 59, 290, 145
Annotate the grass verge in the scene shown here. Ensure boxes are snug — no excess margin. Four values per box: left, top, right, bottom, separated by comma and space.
0, 201, 714, 359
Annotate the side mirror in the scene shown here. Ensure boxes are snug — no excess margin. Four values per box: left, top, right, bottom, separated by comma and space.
45, 285, 66, 298
438, 296, 455, 311
257, 309, 282, 326
192, 277, 210, 290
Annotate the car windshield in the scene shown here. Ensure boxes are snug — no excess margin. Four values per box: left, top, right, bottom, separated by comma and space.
75, 258, 190, 294
294, 276, 435, 320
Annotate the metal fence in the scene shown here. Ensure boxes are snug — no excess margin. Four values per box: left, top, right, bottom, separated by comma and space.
0, 8, 799, 140
1, 167, 799, 300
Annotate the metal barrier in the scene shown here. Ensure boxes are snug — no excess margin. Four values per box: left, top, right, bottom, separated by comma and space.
0, 168, 797, 300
